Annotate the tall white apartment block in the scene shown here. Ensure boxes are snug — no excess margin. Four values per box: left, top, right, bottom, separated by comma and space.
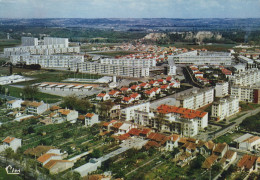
176, 87, 214, 110
74, 62, 150, 77
229, 68, 260, 86
211, 96, 240, 121
171, 50, 232, 65
215, 82, 229, 98
22, 37, 39, 46
100, 58, 156, 67
4, 45, 80, 57
10, 55, 84, 68
44, 37, 69, 47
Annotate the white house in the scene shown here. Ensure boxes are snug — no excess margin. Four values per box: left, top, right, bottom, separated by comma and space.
0, 137, 22, 152
165, 134, 180, 151
56, 109, 79, 123
26, 101, 48, 115
234, 134, 260, 151
6, 99, 24, 109
85, 113, 99, 127
96, 93, 110, 101
117, 123, 137, 135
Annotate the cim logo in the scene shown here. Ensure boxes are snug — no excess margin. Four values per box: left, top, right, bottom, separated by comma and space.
5, 165, 20, 175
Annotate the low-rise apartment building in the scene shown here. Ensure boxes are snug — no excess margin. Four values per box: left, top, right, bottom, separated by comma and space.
100, 58, 156, 67
231, 85, 260, 103
25, 101, 48, 115
169, 50, 232, 65
10, 55, 84, 68
121, 102, 150, 121
74, 62, 150, 77
211, 96, 240, 121
229, 68, 260, 86
215, 82, 229, 98
175, 87, 214, 110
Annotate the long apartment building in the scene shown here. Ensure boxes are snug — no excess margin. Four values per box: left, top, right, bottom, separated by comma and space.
175, 87, 214, 110
169, 50, 232, 65
100, 58, 156, 67
229, 68, 260, 86
73, 62, 150, 77
211, 96, 240, 121
4, 45, 80, 57
231, 85, 260, 103
10, 55, 84, 68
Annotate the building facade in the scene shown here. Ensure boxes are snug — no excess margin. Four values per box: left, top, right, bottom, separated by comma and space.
215, 82, 229, 98
211, 96, 240, 121
100, 58, 156, 67
231, 85, 260, 103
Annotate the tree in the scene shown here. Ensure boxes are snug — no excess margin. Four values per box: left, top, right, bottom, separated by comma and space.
3, 147, 14, 164
97, 100, 114, 120
91, 149, 103, 158
22, 85, 39, 100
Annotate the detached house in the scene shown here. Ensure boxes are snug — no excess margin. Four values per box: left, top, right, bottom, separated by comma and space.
121, 97, 134, 104
213, 143, 228, 158
219, 150, 237, 169
96, 93, 110, 101
237, 154, 258, 173
165, 134, 180, 151
6, 99, 24, 109
140, 83, 150, 89
130, 85, 140, 91
85, 113, 99, 127
145, 89, 156, 98
0, 136, 22, 152
130, 93, 141, 101
109, 90, 120, 97
55, 109, 79, 123
26, 101, 48, 115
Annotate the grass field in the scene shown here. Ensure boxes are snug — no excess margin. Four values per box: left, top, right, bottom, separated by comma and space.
0, 39, 21, 52
172, 42, 236, 52
239, 102, 260, 112
3, 85, 62, 103
0, 167, 22, 180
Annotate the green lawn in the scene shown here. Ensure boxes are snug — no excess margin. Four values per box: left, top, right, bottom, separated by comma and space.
2, 85, 62, 103
213, 132, 243, 144
239, 102, 260, 112
0, 39, 21, 52
0, 167, 23, 180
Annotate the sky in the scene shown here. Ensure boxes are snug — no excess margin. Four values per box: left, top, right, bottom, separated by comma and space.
0, 0, 260, 19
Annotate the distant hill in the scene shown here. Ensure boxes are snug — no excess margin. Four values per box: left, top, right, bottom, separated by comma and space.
1, 18, 260, 31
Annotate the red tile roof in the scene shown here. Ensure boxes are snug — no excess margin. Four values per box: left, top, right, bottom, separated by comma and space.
3, 137, 15, 144
109, 90, 120, 96
157, 104, 207, 119
86, 113, 94, 118
122, 97, 133, 102
128, 128, 141, 136
237, 154, 258, 170
37, 153, 58, 163
130, 93, 140, 99
97, 93, 106, 97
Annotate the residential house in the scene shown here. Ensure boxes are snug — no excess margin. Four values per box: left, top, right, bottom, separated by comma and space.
234, 133, 260, 151
102, 120, 117, 132
0, 136, 22, 152
44, 160, 74, 174
219, 150, 237, 169
151, 87, 161, 94
202, 155, 219, 169
85, 113, 99, 127
165, 134, 180, 151
140, 83, 150, 89
109, 90, 120, 98
237, 154, 258, 173
96, 93, 110, 101
157, 79, 167, 84
121, 97, 134, 104
200, 141, 215, 155
6, 99, 24, 109
145, 89, 156, 98
117, 122, 137, 135
26, 101, 48, 115
120, 87, 131, 93
54, 109, 79, 123
130, 93, 141, 101
130, 85, 140, 91
149, 80, 159, 87
213, 143, 228, 158
160, 85, 169, 91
